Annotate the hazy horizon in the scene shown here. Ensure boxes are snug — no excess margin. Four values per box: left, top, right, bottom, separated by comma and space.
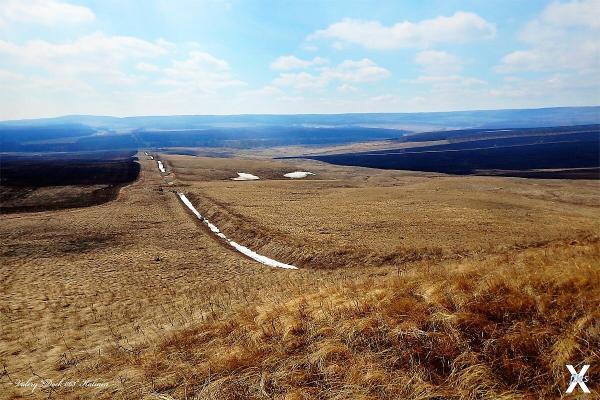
2, 104, 599, 124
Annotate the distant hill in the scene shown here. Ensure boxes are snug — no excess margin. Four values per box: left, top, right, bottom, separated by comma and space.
1, 106, 598, 153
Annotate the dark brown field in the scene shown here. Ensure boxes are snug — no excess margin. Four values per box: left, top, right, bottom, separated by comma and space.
0, 152, 140, 214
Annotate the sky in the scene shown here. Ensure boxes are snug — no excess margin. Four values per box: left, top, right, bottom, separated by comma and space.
0, 0, 599, 119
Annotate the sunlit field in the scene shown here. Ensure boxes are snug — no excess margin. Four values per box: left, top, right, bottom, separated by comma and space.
1, 153, 598, 398
1, 0, 599, 398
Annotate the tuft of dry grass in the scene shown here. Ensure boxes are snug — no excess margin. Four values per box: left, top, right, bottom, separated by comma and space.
100, 238, 599, 399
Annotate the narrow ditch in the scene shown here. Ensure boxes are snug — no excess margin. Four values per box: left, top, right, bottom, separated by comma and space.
177, 192, 298, 270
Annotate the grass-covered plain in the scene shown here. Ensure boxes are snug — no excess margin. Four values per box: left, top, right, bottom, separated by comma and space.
0, 153, 598, 399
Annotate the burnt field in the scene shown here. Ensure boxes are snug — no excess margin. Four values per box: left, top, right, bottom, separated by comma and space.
0, 151, 140, 213
302, 126, 600, 179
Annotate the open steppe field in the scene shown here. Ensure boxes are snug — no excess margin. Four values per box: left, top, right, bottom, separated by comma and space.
164, 154, 599, 269
1, 152, 599, 399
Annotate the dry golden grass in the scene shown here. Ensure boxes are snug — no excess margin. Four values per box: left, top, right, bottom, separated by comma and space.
166, 155, 599, 269
0, 155, 373, 399
94, 237, 600, 399
1, 152, 598, 399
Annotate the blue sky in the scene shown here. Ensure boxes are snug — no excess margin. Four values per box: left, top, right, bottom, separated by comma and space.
0, 0, 598, 119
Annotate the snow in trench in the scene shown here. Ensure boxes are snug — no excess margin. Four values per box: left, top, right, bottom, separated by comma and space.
157, 161, 166, 173
232, 172, 260, 181
284, 171, 315, 179
177, 193, 297, 270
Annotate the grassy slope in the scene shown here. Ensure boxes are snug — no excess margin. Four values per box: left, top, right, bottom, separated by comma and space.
100, 237, 599, 399
1, 155, 598, 399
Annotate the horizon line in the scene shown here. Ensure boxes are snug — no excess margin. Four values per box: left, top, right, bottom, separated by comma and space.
2, 105, 599, 124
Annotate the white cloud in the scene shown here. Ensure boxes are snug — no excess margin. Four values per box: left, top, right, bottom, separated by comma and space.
539, 0, 600, 29
491, 71, 600, 99
136, 62, 160, 72
158, 51, 245, 93
0, 32, 166, 63
308, 12, 495, 50
273, 58, 389, 91
0, 32, 169, 88
337, 83, 358, 93
0, 33, 243, 97
497, 0, 600, 73
415, 50, 463, 75
411, 50, 484, 92
270, 55, 327, 70
0, 0, 95, 26
323, 58, 390, 82
178, 50, 230, 71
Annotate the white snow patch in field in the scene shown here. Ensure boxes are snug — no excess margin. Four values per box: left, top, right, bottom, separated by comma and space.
206, 221, 221, 234
229, 241, 297, 269
177, 192, 297, 270
232, 172, 259, 181
158, 161, 166, 173
284, 171, 314, 179
179, 193, 202, 219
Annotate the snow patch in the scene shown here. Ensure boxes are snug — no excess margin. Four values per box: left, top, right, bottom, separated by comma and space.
284, 171, 315, 179
179, 193, 202, 219
157, 161, 166, 173
206, 221, 221, 234
232, 172, 259, 181
228, 241, 297, 270
177, 192, 297, 270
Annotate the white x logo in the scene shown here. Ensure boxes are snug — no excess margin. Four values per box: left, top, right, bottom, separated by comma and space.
566, 364, 591, 394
